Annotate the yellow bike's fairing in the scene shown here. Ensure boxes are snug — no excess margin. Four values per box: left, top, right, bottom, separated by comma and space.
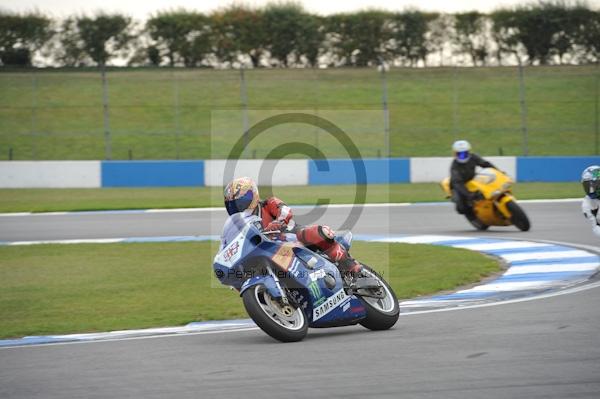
442, 168, 518, 227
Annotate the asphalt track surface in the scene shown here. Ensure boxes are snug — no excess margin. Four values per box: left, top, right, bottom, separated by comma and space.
2, 201, 600, 398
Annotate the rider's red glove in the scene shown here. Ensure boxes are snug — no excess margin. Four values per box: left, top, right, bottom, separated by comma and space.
265, 221, 286, 232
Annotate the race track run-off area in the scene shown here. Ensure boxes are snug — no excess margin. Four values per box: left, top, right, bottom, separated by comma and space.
1, 201, 600, 399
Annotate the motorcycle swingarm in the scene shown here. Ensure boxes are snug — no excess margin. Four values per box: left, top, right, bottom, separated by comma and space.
348, 277, 385, 298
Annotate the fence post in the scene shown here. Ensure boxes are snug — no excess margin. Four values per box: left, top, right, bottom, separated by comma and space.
452, 63, 460, 140
313, 67, 320, 158
379, 59, 391, 158
30, 70, 38, 160
101, 64, 112, 160
173, 69, 181, 160
517, 59, 529, 156
595, 62, 599, 155
240, 66, 249, 158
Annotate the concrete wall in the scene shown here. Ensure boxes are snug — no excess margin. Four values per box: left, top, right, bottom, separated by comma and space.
0, 156, 598, 187
0, 161, 100, 188
410, 156, 517, 183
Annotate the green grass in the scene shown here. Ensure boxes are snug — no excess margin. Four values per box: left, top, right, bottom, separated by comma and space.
0, 241, 499, 339
0, 182, 580, 213
0, 65, 598, 160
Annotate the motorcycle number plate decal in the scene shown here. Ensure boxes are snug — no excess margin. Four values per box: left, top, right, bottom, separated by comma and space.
313, 288, 350, 321
215, 234, 244, 268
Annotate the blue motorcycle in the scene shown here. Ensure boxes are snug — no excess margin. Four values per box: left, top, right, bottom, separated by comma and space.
213, 213, 399, 342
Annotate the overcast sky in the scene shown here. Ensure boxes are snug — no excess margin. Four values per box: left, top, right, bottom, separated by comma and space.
3, 0, 599, 20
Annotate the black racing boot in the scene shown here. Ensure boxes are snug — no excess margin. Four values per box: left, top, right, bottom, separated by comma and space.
337, 257, 364, 285
465, 210, 488, 230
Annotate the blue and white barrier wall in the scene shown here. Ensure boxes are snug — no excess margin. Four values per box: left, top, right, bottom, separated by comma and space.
101, 161, 204, 187
204, 159, 308, 186
309, 158, 409, 185
0, 156, 598, 188
516, 156, 600, 182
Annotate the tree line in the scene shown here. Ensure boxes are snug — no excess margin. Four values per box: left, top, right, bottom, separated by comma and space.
1, 1, 599, 69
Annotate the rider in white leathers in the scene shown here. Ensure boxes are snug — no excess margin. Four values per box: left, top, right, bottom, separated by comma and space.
581, 165, 600, 237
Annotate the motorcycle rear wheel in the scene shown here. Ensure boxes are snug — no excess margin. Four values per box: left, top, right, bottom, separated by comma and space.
357, 266, 400, 331
507, 201, 530, 231
242, 284, 308, 342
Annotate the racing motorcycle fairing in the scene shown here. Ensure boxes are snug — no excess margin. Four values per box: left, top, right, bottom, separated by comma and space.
213, 214, 367, 328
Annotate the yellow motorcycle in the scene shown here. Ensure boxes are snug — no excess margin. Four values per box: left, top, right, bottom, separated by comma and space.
441, 168, 530, 231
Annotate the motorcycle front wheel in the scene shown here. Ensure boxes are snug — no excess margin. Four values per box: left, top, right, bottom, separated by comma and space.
507, 200, 531, 231
242, 284, 308, 342
357, 266, 400, 331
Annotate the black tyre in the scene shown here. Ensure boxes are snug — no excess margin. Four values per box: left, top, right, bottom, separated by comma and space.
507, 200, 530, 231
242, 284, 308, 342
357, 266, 400, 331
467, 217, 489, 231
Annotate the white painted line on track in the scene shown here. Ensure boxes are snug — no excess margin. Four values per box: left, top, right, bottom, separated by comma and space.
0, 198, 581, 217
401, 279, 600, 316
466, 281, 565, 292
504, 262, 600, 275
451, 241, 553, 251
7, 238, 124, 245
499, 250, 592, 262
375, 235, 474, 244
519, 198, 580, 204
1, 236, 221, 246
0, 327, 261, 350
144, 207, 223, 213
